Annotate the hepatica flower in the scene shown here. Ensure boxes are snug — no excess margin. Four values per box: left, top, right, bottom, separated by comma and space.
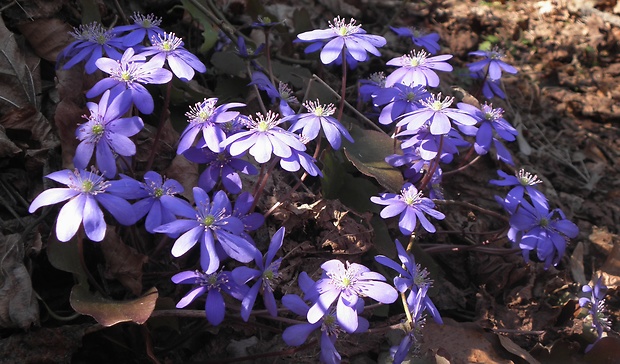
397, 93, 478, 135
114, 12, 164, 46
220, 111, 306, 164
172, 269, 247, 326
457, 102, 517, 155
296, 16, 386, 65
468, 47, 517, 81
74, 90, 143, 178
374, 84, 429, 125
307, 259, 397, 333
233, 227, 285, 321
249, 71, 298, 116
58, 22, 125, 73
285, 100, 354, 150
385, 50, 453, 87
154, 187, 257, 274
371, 183, 445, 235
139, 32, 207, 81
28, 169, 134, 242
390, 26, 441, 54
178, 98, 245, 154
579, 276, 610, 352
87, 47, 173, 114
490, 169, 548, 212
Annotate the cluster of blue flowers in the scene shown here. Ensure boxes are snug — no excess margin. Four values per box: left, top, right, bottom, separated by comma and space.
26, 10, 585, 363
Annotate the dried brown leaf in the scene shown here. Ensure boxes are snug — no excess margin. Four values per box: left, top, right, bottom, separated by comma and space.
18, 18, 74, 62
165, 154, 198, 203
0, 105, 59, 151
0, 233, 39, 329
100, 227, 148, 296
497, 334, 541, 364
0, 126, 21, 158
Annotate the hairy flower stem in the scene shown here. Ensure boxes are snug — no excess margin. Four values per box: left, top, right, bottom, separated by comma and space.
444, 155, 481, 176
337, 50, 347, 121
251, 158, 280, 212
145, 81, 172, 172
77, 227, 106, 295
473, 67, 490, 101
418, 135, 444, 191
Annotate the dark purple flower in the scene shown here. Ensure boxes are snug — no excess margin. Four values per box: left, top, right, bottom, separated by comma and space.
285, 100, 354, 150
74, 90, 143, 178
397, 125, 470, 162
139, 32, 207, 81
579, 275, 610, 352
220, 111, 306, 164
86, 47, 173, 114
390, 27, 441, 54
127, 171, 188, 233
397, 93, 478, 135
232, 227, 285, 321
490, 169, 548, 212
114, 12, 165, 46
154, 188, 258, 274
508, 200, 579, 268
374, 84, 429, 125
251, 15, 285, 29
172, 269, 248, 326
183, 143, 258, 194
232, 192, 265, 243
385, 51, 452, 87
296, 16, 386, 65
457, 102, 517, 155
371, 183, 445, 235
57, 22, 125, 73
359, 72, 386, 103
249, 72, 298, 117
279, 148, 323, 176
236, 36, 264, 60
307, 259, 397, 333
468, 48, 517, 81
472, 70, 506, 99
28, 169, 135, 242
178, 98, 246, 154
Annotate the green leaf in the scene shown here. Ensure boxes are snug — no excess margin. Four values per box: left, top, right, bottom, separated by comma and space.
343, 125, 404, 193
46, 236, 88, 287
180, 0, 218, 54
70, 285, 158, 327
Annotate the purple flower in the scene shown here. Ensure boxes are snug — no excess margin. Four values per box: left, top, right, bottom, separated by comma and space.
28, 169, 135, 242
154, 188, 258, 274
385, 51, 453, 87
307, 259, 397, 333
579, 276, 610, 352
508, 200, 579, 268
371, 183, 445, 235
490, 169, 548, 213
359, 72, 386, 103
220, 111, 306, 164
178, 98, 246, 154
236, 36, 265, 60
183, 143, 258, 194
249, 72, 298, 116
114, 12, 164, 46
86, 47, 173, 114
390, 27, 441, 54
138, 32, 207, 81
472, 70, 506, 99
57, 22, 125, 73
74, 90, 143, 178
282, 272, 368, 364
232, 227, 285, 321
396, 93, 478, 135
390, 285, 430, 364
279, 148, 323, 176
285, 100, 354, 150
397, 125, 470, 162
468, 48, 517, 81
456, 102, 517, 155
127, 171, 188, 234
172, 269, 248, 326
296, 16, 386, 65
232, 192, 265, 243
374, 84, 429, 125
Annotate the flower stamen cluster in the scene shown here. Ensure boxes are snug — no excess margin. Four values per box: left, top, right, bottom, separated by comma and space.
328, 16, 361, 37
303, 100, 336, 117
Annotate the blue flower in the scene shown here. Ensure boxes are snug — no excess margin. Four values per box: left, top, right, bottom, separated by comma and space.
74, 90, 143, 178
285, 100, 354, 150
371, 183, 445, 235
57, 22, 126, 73
471, 70, 506, 99
468, 48, 517, 81
579, 275, 610, 352
374, 84, 429, 125
279, 148, 323, 176
307, 260, 397, 333
385, 51, 453, 87
490, 169, 549, 213
114, 12, 165, 46
390, 27, 441, 54
172, 269, 248, 326
86, 47, 173, 114
456, 102, 517, 155
154, 188, 258, 274
296, 16, 386, 65
249, 72, 298, 117
220, 111, 306, 164
232, 227, 285, 321
138, 32, 207, 81
28, 169, 135, 242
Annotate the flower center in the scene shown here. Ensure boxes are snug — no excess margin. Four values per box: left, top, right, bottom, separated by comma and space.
401, 185, 423, 206
131, 12, 162, 28
329, 16, 361, 37
82, 180, 94, 192
153, 187, 164, 198
186, 98, 218, 123
91, 123, 104, 136
422, 93, 454, 111
539, 217, 549, 227
303, 100, 336, 117
517, 169, 543, 186
249, 111, 280, 132
203, 215, 215, 226
69, 169, 110, 195
154, 33, 183, 52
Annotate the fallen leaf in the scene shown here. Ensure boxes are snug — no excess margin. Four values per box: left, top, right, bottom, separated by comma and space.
165, 154, 198, 204
100, 228, 148, 296
18, 18, 74, 62
497, 334, 541, 364
0, 105, 60, 151
570, 241, 587, 285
